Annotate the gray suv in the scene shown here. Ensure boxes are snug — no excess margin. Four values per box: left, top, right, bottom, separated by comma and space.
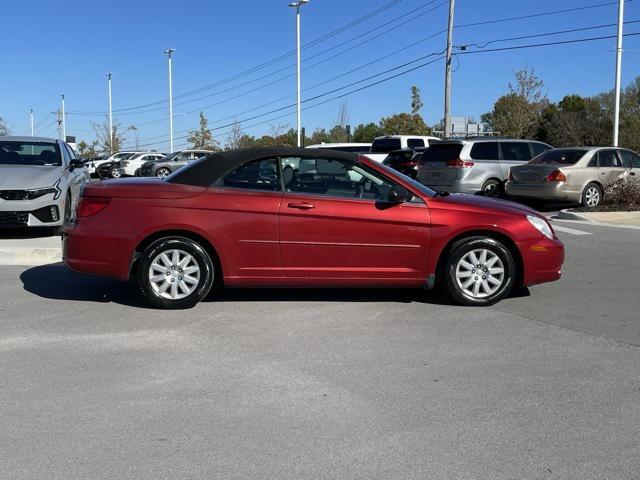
416, 138, 552, 196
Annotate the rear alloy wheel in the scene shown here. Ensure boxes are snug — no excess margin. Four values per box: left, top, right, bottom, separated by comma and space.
110, 166, 121, 178
444, 236, 515, 306
134, 168, 142, 177
481, 178, 502, 198
157, 167, 171, 178
581, 183, 602, 209
137, 237, 215, 309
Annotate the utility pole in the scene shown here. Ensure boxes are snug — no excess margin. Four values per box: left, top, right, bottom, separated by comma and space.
613, 0, 624, 146
443, 0, 455, 139
288, 0, 309, 148
60, 94, 66, 140
55, 110, 62, 140
107, 73, 114, 154
164, 49, 175, 153
30, 109, 34, 136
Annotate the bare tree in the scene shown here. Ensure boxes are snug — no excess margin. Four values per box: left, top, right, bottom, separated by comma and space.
93, 117, 126, 154
509, 66, 546, 103
411, 85, 423, 114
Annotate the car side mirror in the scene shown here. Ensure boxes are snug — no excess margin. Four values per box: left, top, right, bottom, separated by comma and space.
69, 159, 85, 170
387, 187, 409, 204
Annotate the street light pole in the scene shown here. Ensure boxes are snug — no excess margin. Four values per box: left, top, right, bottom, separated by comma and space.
613, 0, 624, 147
61, 94, 66, 140
30, 109, 34, 136
288, 0, 309, 148
164, 49, 175, 153
107, 73, 114, 154
443, 0, 455, 139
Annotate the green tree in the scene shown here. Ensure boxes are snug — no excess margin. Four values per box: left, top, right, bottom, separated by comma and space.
187, 112, 219, 150
352, 122, 383, 143
0, 117, 8, 136
76, 140, 99, 157
379, 113, 430, 136
93, 118, 126, 154
309, 128, 331, 145
411, 85, 423, 114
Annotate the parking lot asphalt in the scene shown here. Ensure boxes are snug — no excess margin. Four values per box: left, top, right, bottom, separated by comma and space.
1, 222, 639, 479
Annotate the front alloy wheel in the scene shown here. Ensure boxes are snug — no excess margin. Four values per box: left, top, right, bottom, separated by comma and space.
110, 166, 121, 178
444, 236, 515, 306
157, 167, 171, 178
138, 237, 215, 309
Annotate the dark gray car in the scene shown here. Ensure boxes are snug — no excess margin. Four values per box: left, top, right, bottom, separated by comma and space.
139, 150, 212, 177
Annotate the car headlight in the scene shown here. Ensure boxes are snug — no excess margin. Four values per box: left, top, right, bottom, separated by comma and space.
527, 215, 554, 240
27, 179, 62, 200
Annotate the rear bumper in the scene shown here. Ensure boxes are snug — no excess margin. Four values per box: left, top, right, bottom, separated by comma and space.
506, 182, 581, 202
520, 236, 565, 287
62, 223, 133, 281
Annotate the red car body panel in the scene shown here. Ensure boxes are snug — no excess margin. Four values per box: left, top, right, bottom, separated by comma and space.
63, 155, 564, 290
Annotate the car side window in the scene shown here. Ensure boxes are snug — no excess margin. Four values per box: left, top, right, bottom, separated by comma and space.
500, 142, 532, 161
60, 143, 71, 165
531, 143, 550, 157
469, 142, 498, 160
280, 156, 401, 202
220, 158, 280, 191
407, 138, 425, 148
64, 144, 77, 160
597, 150, 618, 168
620, 150, 640, 168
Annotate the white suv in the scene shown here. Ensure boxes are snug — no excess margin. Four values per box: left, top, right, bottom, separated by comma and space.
366, 135, 441, 162
120, 152, 166, 176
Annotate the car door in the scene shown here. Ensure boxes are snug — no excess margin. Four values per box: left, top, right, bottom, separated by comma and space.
619, 149, 640, 184
201, 157, 283, 284
597, 149, 626, 186
499, 141, 533, 179
278, 156, 430, 286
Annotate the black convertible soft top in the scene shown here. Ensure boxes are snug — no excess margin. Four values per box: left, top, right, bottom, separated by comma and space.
166, 147, 359, 187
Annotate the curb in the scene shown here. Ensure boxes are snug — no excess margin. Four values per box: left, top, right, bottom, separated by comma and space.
555, 209, 594, 222
0, 247, 61, 266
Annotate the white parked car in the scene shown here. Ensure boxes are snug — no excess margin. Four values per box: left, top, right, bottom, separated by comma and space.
86, 151, 142, 177
306, 143, 372, 153
120, 152, 167, 177
0, 136, 89, 229
366, 135, 441, 162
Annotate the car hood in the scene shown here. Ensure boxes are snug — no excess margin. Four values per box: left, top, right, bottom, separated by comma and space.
0, 165, 62, 190
432, 193, 541, 217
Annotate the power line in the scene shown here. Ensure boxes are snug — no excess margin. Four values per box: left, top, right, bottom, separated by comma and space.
122, 23, 639, 148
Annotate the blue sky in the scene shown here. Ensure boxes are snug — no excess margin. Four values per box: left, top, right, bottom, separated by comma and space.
2, 0, 639, 151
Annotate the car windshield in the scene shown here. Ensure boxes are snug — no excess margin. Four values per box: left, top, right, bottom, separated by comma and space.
420, 144, 463, 162
0, 141, 61, 166
370, 138, 402, 153
165, 151, 182, 161
529, 149, 587, 165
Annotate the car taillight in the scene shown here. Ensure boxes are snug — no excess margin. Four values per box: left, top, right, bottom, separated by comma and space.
445, 158, 474, 168
76, 196, 110, 218
545, 170, 567, 182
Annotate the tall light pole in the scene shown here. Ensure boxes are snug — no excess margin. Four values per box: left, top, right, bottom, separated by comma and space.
30, 109, 34, 136
60, 94, 66, 140
613, 0, 625, 146
288, 0, 309, 147
106, 73, 114, 154
443, 0, 455, 138
164, 49, 175, 153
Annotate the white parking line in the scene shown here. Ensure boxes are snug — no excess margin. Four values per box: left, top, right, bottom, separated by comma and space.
552, 225, 593, 236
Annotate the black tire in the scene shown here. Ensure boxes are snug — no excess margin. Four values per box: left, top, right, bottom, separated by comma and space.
134, 168, 141, 177
443, 236, 516, 306
481, 178, 503, 198
55, 192, 72, 236
137, 236, 215, 309
157, 167, 171, 178
581, 182, 602, 209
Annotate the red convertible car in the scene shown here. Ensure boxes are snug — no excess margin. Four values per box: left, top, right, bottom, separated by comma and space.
63, 148, 564, 309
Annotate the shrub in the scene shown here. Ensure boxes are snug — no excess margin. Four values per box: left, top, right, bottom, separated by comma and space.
603, 175, 640, 210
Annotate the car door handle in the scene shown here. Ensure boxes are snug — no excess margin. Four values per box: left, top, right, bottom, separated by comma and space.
287, 202, 315, 210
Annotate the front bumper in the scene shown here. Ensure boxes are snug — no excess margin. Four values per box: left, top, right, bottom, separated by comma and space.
0, 195, 64, 227
506, 182, 581, 202
520, 236, 565, 287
